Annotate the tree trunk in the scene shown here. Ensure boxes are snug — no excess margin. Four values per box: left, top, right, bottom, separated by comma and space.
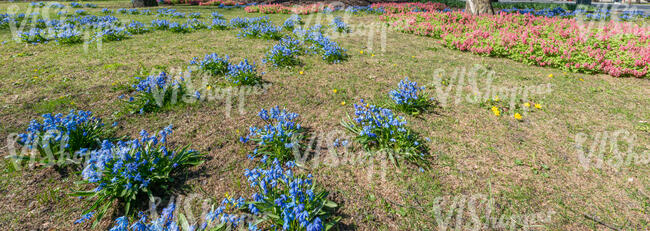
133, 0, 159, 7
465, 0, 494, 15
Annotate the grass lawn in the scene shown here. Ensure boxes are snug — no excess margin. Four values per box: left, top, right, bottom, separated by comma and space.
0, 1, 648, 230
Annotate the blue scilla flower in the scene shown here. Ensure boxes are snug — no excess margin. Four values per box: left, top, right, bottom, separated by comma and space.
191, 53, 230, 75
126, 20, 150, 34
238, 21, 283, 40
389, 77, 425, 106
225, 59, 260, 86
189, 12, 201, 18
101, 8, 114, 14
330, 16, 350, 33
211, 11, 224, 19
263, 42, 300, 67
211, 18, 228, 30
151, 19, 170, 30
283, 15, 302, 29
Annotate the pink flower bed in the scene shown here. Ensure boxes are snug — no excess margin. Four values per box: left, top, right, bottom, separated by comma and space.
382, 11, 650, 78
371, 2, 448, 14
245, 4, 324, 15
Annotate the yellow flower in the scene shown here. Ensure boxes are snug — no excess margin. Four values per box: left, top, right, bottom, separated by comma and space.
112, 82, 117, 86
493, 95, 500, 102
411, 55, 415, 58
340, 101, 346, 106
371, 54, 375, 57
207, 85, 212, 90
360, 50, 364, 54
299, 71, 304, 75
534, 103, 542, 109
514, 113, 522, 120
393, 64, 397, 67
332, 89, 337, 94
491, 106, 500, 116
579, 78, 584, 81
563, 72, 567, 75
33, 76, 38, 79
524, 102, 530, 107
33, 69, 38, 72
548, 74, 553, 78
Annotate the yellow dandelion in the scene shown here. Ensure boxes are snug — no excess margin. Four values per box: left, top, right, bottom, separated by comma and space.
494, 95, 500, 102
548, 74, 553, 78
207, 85, 212, 90
332, 89, 337, 94
360, 50, 364, 54
33, 69, 38, 72
299, 71, 304, 75
33, 76, 38, 79
524, 102, 530, 107
514, 113, 522, 120
371, 54, 375, 57
579, 78, 584, 81
393, 64, 397, 67
112, 82, 117, 86
491, 106, 500, 116
340, 101, 346, 106
70, 101, 75, 105
411, 55, 415, 58
534, 103, 542, 109
563, 72, 567, 75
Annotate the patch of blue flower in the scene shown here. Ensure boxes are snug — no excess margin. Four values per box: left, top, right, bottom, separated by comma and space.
15, 110, 110, 166
342, 99, 429, 166
330, 16, 350, 33
389, 77, 433, 115
263, 38, 301, 67
240, 106, 303, 162
74, 125, 204, 227
190, 53, 230, 76
225, 59, 262, 86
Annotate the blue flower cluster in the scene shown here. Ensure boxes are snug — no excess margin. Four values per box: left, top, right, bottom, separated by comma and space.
126, 20, 150, 34
108, 197, 248, 231
240, 107, 302, 161
229, 16, 270, 28
75, 9, 88, 16
16, 110, 107, 165
101, 8, 114, 14
190, 53, 230, 76
226, 59, 261, 86
330, 16, 350, 33
389, 77, 431, 114
20, 28, 49, 44
211, 11, 225, 19
282, 15, 302, 30
211, 18, 229, 30
70, 2, 82, 8
77, 125, 204, 225
345, 6, 385, 15
85, 3, 98, 8
189, 12, 201, 18
150, 19, 171, 30
263, 38, 301, 67
243, 159, 334, 230
238, 21, 283, 40
109, 203, 179, 231
130, 71, 189, 113
300, 26, 347, 63
157, 8, 184, 18
95, 26, 131, 41
342, 100, 428, 165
